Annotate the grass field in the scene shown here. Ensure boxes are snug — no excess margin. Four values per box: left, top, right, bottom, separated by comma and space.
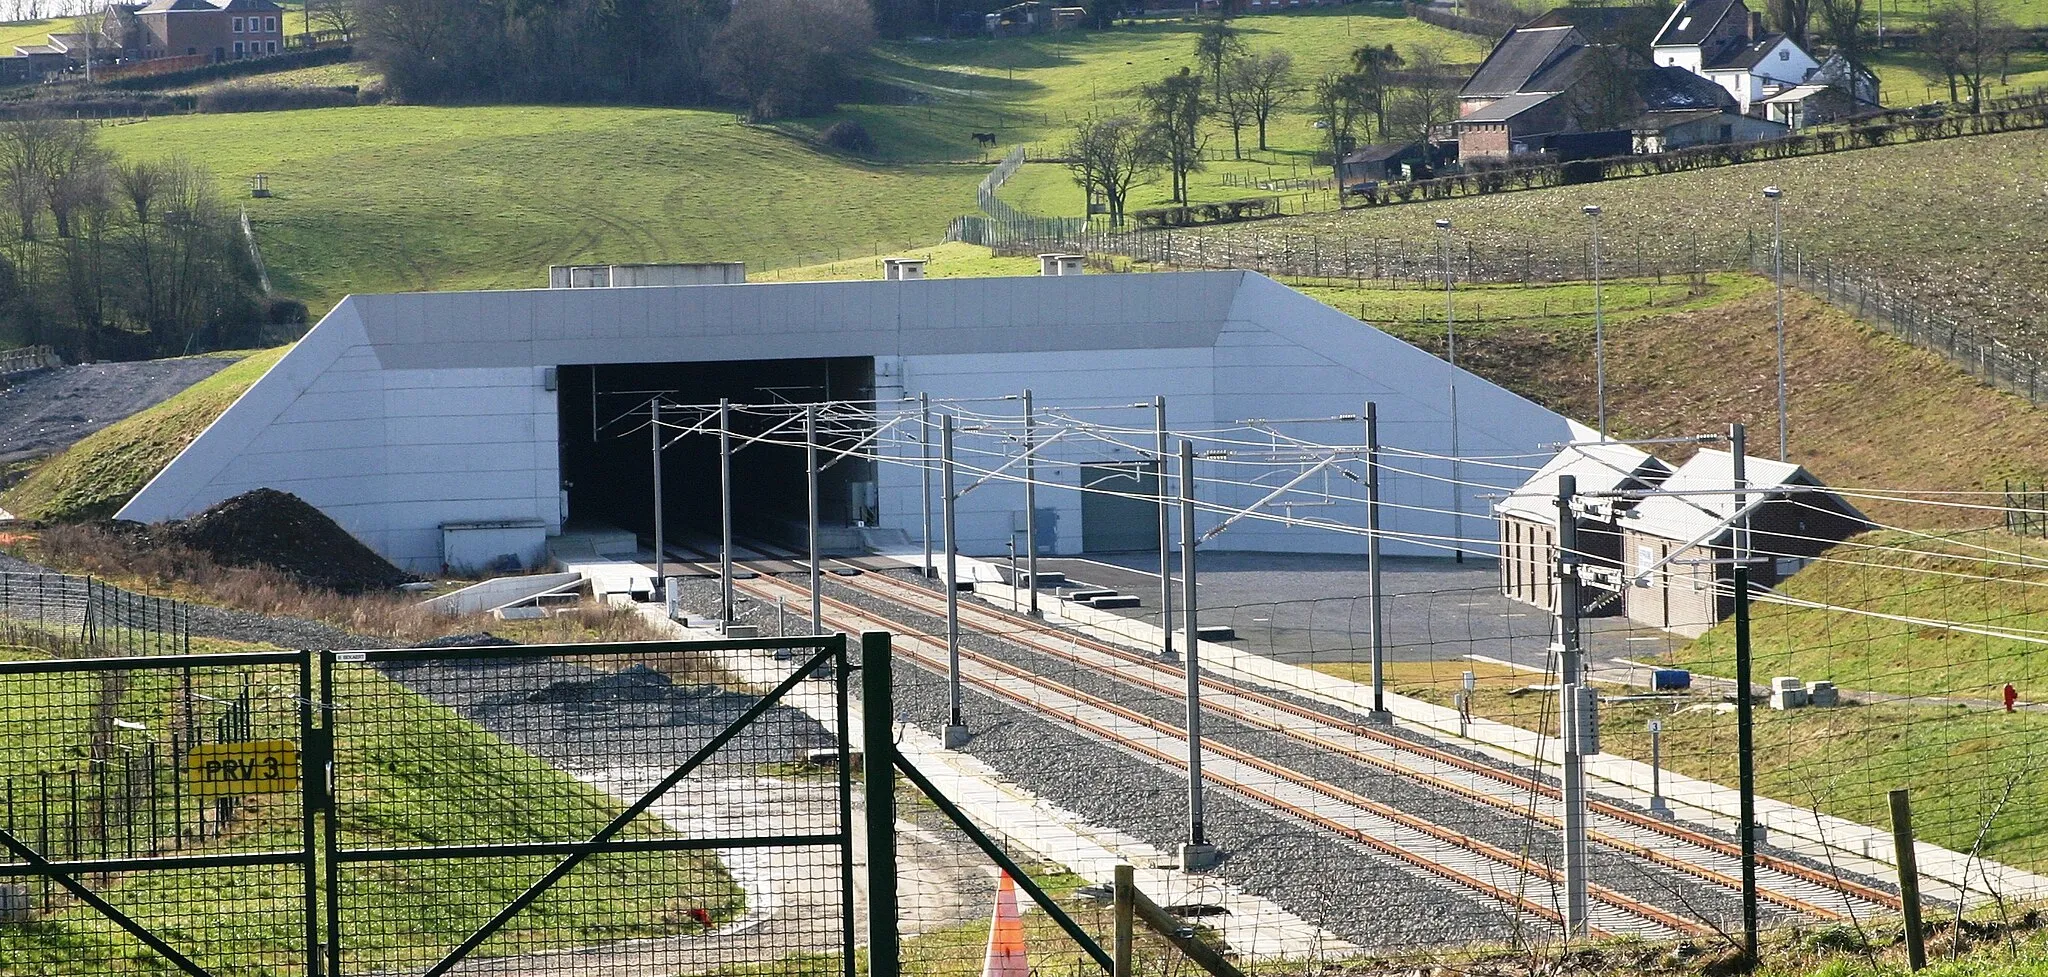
1, 348, 284, 522
0, 634, 734, 974
99, 106, 982, 314
1184, 127, 2048, 345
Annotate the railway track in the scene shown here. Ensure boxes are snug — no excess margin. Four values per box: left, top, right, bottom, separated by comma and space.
667, 542, 1892, 940
823, 565, 1898, 921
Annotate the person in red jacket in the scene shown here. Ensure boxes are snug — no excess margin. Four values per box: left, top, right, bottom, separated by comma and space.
2005, 683, 2019, 713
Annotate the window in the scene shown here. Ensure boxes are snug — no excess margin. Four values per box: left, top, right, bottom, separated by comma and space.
264, 16, 276, 31
232, 16, 244, 31
266, 40, 276, 53
233, 40, 244, 54
1779, 49, 1789, 60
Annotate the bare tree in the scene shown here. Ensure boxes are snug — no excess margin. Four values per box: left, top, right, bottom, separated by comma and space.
1141, 66, 1206, 205
307, 0, 357, 38
1217, 71, 1257, 159
1392, 45, 1458, 145
1350, 43, 1402, 144
1927, 0, 2017, 111
1814, 0, 1872, 89
1193, 15, 1245, 101
1312, 70, 1363, 187
711, 0, 876, 121
1064, 115, 1156, 228
1225, 49, 1292, 152
1769, 0, 1813, 48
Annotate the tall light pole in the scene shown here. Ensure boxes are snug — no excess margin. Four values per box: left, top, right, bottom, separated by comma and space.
1436, 217, 1463, 563
1583, 204, 1607, 441
1764, 186, 1788, 462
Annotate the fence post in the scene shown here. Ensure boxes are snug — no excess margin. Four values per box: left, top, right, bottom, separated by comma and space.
1890, 789, 1927, 971
861, 631, 900, 977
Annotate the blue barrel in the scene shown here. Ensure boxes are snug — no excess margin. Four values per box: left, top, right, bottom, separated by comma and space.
1652, 669, 1692, 691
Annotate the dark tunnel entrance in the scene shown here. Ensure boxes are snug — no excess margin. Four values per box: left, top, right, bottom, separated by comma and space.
556, 358, 877, 553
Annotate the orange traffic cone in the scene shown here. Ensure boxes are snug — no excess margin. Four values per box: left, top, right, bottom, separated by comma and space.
982, 872, 1030, 977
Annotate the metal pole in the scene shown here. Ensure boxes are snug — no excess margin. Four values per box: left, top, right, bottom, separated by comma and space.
1554, 473, 1589, 939
1156, 397, 1175, 662
1771, 191, 1788, 461
942, 416, 967, 748
1587, 206, 1606, 440
1735, 561, 1760, 965
1889, 789, 1928, 971
1023, 389, 1039, 616
1178, 440, 1217, 870
1450, 385, 1462, 563
1365, 402, 1389, 721
861, 632, 901, 977
651, 398, 666, 598
1733, 423, 1748, 563
921, 394, 934, 580
1649, 720, 1672, 817
1008, 538, 1019, 610
807, 403, 821, 635
719, 398, 734, 625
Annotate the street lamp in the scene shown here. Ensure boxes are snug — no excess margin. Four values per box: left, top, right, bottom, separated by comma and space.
1764, 186, 1787, 462
1435, 217, 1463, 563
1583, 205, 1606, 441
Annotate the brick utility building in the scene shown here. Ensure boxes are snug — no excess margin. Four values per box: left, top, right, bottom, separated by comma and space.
1496, 438, 1670, 616
1619, 450, 1866, 636
119, 267, 1576, 575
111, 0, 285, 62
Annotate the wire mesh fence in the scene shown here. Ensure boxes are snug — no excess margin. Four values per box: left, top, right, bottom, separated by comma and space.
0, 572, 192, 661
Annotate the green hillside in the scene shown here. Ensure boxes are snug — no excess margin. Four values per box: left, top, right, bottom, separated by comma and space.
102, 106, 982, 314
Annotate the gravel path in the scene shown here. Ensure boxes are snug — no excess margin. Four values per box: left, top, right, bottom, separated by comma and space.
0, 357, 236, 470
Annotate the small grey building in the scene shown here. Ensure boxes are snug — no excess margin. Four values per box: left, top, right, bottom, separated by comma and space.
1496, 439, 1671, 615
1619, 450, 1867, 636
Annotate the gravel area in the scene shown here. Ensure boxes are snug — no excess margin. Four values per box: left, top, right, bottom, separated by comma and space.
0, 357, 235, 470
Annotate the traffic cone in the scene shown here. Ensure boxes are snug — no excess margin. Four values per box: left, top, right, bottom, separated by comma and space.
982, 871, 1029, 977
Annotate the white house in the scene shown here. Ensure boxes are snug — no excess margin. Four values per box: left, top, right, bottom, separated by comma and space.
1651, 0, 1819, 115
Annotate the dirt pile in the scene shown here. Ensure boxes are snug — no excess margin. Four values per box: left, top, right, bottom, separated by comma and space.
162, 488, 416, 594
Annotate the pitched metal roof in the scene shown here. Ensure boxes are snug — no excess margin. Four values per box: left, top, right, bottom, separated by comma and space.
138, 0, 221, 11
1653, 0, 1739, 47
1706, 33, 1788, 69
1496, 437, 1672, 523
1459, 91, 1560, 123
1763, 82, 1832, 103
1462, 26, 1582, 98
1624, 449, 1863, 542
1638, 64, 1737, 110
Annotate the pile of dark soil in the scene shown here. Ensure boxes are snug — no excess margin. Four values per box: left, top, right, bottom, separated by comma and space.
163, 488, 416, 594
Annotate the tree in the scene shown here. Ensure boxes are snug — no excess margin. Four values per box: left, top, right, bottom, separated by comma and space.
1064, 115, 1156, 228
1813, 0, 1871, 89
1927, 0, 2018, 111
1217, 69, 1257, 159
1391, 45, 1458, 146
1768, 0, 1812, 49
1193, 16, 1244, 101
1225, 49, 1293, 151
1561, 44, 1642, 132
1349, 44, 1402, 144
1141, 66, 1206, 205
711, 0, 876, 121
1311, 70, 1363, 187
306, 0, 356, 37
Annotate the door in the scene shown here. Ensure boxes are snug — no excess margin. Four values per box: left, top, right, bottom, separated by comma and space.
1080, 462, 1161, 553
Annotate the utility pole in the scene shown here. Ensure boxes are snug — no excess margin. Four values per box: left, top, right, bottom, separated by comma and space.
807, 403, 822, 635
1022, 389, 1039, 616
1765, 187, 1788, 461
651, 397, 666, 602
1731, 420, 1759, 963
1365, 401, 1390, 722
719, 398, 734, 626
1156, 396, 1175, 662
921, 394, 934, 580
1554, 473, 1590, 940
1179, 439, 1218, 871
942, 415, 967, 749
1584, 204, 1607, 440
1437, 217, 1464, 564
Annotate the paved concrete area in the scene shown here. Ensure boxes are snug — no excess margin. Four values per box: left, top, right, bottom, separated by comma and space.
1034, 553, 1688, 680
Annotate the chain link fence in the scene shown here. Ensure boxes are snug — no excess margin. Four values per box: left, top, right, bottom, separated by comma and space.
0, 572, 192, 661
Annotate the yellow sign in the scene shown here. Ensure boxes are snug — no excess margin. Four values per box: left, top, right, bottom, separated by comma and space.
185, 740, 300, 798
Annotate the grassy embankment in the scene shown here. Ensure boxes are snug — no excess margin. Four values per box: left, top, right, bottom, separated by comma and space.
0, 632, 737, 974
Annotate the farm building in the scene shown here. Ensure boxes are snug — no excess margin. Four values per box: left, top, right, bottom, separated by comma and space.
1496, 438, 1671, 616
118, 267, 1575, 575
1620, 450, 1867, 636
